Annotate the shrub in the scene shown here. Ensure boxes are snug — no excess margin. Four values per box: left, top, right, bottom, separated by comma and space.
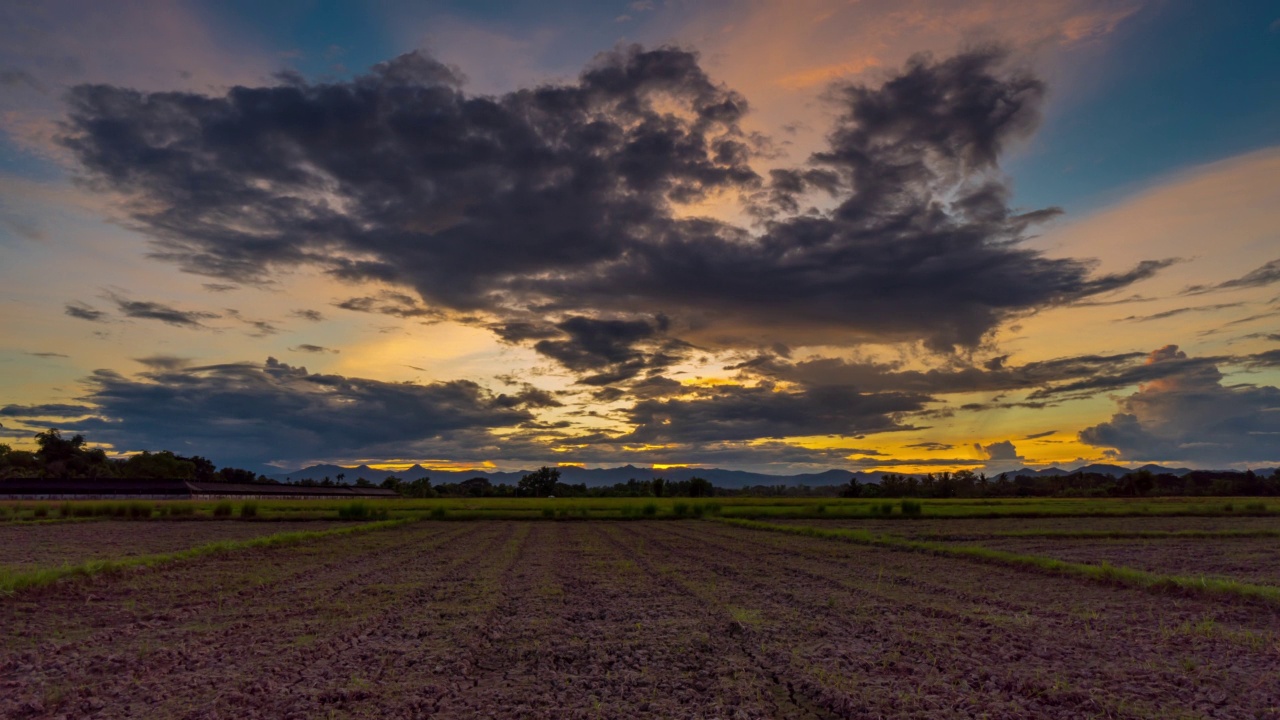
0, 506, 9, 520
1223, 503, 1235, 513
642, 502, 658, 516
691, 504, 706, 518
128, 502, 153, 519
430, 506, 448, 520
112, 503, 130, 518
59, 502, 74, 518
673, 502, 689, 517
32, 504, 50, 519
900, 500, 923, 517
168, 503, 196, 517
815, 504, 827, 515
1244, 502, 1267, 513
703, 502, 722, 516
336, 502, 389, 521
240, 501, 259, 518
542, 507, 556, 518
213, 501, 234, 518
619, 506, 634, 517
73, 505, 96, 518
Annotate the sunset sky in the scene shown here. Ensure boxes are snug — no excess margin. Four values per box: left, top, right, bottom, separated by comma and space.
1, 0, 1278, 475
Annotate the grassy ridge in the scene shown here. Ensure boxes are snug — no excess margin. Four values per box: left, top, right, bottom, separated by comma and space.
0, 517, 414, 597
916, 529, 1280, 541
716, 517, 1280, 607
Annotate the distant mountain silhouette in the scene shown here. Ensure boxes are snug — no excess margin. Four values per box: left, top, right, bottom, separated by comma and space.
267, 461, 1254, 488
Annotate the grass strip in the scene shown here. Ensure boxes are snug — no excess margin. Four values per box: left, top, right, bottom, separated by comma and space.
714, 517, 1280, 607
0, 517, 415, 598
915, 529, 1280, 541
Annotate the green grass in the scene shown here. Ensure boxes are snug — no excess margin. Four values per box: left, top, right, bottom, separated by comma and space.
0, 518, 414, 597
716, 517, 1280, 607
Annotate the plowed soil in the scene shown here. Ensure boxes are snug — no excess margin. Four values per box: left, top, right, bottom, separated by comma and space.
2, 521, 1279, 719
1, 520, 342, 571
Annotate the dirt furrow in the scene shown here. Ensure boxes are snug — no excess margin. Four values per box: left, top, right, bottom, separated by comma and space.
0, 522, 474, 718
629, 522, 1280, 718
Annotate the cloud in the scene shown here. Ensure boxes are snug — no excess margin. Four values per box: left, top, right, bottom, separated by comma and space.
734, 349, 1151, 397
223, 309, 279, 337
25, 351, 69, 359
1021, 430, 1057, 440
334, 292, 443, 320
618, 382, 928, 444
110, 295, 219, 327
202, 283, 238, 293
289, 344, 339, 354
291, 309, 325, 322
62, 46, 1164, 357
133, 355, 191, 371
531, 315, 689, 385
1079, 345, 1280, 465
1183, 258, 1280, 295
905, 441, 954, 451
1116, 302, 1244, 322
64, 301, 106, 321
0, 403, 95, 418
72, 358, 544, 467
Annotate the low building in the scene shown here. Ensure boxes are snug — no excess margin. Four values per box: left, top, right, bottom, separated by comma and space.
0, 478, 398, 500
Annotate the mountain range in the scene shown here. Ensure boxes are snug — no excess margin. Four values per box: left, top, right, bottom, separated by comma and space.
266, 462, 1274, 489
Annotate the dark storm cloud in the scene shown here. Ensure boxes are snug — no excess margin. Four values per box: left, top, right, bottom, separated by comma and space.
62, 46, 1166, 357
1080, 346, 1280, 465
1183, 258, 1280, 295
289, 344, 338, 354
110, 295, 219, 327
64, 301, 106, 321
619, 383, 928, 444
1, 403, 95, 418
531, 315, 689, 385
72, 358, 543, 467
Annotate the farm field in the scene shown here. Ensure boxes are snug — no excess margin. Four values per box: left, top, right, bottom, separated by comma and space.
3, 519, 1280, 718
0, 520, 342, 572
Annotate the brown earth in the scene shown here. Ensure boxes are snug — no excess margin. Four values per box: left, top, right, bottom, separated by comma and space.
1, 520, 1278, 719
0, 520, 343, 571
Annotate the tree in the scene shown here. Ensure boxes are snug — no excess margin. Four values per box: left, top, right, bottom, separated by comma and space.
519, 466, 561, 497
652, 477, 666, 497
840, 477, 861, 498
687, 476, 713, 498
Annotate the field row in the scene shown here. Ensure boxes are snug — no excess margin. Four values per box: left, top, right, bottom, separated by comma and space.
2, 520, 1278, 718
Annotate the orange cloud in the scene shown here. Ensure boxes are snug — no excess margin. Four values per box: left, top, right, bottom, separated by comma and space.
775, 56, 881, 89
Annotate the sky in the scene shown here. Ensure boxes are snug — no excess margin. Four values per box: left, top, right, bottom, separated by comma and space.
1, 0, 1278, 475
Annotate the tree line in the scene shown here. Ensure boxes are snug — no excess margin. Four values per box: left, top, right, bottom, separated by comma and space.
0, 429, 266, 482
840, 468, 1280, 498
